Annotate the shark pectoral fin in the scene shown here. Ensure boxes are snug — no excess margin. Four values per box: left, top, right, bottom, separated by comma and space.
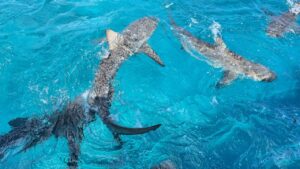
140, 43, 165, 66
8, 117, 28, 128
106, 29, 123, 50
216, 70, 237, 88
67, 136, 81, 169
291, 24, 300, 34
106, 120, 161, 135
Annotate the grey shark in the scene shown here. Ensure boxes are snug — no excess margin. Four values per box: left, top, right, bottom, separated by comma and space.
0, 17, 163, 168
170, 19, 276, 88
266, 2, 300, 37
0, 93, 94, 169
87, 16, 164, 143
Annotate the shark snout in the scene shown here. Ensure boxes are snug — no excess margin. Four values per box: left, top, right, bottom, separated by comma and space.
147, 16, 159, 23
266, 29, 281, 38
262, 72, 276, 82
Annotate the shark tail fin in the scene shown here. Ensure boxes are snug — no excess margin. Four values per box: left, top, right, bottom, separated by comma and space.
139, 43, 165, 66
106, 119, 161, 136
106, 29, 123, 50
0, 117, 53, 158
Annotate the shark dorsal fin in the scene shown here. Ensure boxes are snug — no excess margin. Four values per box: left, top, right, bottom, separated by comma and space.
106, 29, 123, 50
214, 36, 227, 50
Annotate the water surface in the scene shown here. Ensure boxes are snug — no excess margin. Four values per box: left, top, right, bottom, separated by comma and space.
0, 0, 300, 168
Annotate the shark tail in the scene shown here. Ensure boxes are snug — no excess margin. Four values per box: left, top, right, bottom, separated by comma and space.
104, 119, 161, 145
0, 117, 53, 159
105, 119, 161, 135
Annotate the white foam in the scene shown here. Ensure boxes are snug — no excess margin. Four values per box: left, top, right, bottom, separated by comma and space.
211, 96, 219, 105
165, 2, 174, 9
97, 39, 109, 59
290, 2, 300, 15
40, 99, 48, 104
181, 38, 207, 62
81, 90, 90, 100
191, 18, 199, 24
209, 21, 222, 41
287, 0, 295, 7
80, 90, 91, 110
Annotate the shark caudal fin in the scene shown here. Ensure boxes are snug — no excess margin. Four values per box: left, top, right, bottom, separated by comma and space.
139, 43, 165, 66
106, 120, 161, 135
0, 117, 53, 158
104, 120, 161, 145
106, 29, 124, 50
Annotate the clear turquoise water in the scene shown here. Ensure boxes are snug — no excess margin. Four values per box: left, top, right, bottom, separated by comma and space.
0, 0, 300, 168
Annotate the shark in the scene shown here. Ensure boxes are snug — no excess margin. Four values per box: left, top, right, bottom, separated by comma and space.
0, 17, 164, 169
0, 93, 93, 169
170, 18, 276, 88
87, 16, 164, 143
266, 2, 300, 37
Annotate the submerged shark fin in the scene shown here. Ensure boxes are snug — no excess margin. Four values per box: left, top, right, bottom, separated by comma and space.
291, 24, 300, 34
139, 43, 165, 66
106, 29, 123, 50
262, 8, 275, 16
216, 70, 237, 88
106, 120, 161, 135
8, 117, 28, 128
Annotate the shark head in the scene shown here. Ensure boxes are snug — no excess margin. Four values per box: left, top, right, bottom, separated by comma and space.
122, 17, 159, 52
249, 64, 276, 82
267, 28, 281, 38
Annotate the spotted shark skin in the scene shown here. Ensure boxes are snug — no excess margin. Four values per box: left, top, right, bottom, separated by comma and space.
0, 17, 164, 169
266, 2, 300, 37
170, 18, 276, 88
88, 17, 164, 142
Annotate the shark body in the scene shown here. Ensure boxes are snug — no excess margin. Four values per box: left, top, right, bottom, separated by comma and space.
88, 16, 164, 142
171, 19, 276, 88
266, 2, 300, 37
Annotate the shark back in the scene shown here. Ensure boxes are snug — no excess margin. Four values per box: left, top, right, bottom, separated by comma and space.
122, 17, 159, 52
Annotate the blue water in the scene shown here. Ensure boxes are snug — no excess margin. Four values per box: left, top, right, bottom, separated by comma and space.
0, 0, 300, 168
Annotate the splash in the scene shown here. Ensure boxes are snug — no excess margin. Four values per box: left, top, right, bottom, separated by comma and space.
209, 21, 222, 42
180, 37, 208, 63
97, 39, 109, 59
289, 1, 300, 15
165, 2, 174, 9
286, 0, 295, 7
191, 18, 199, 24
